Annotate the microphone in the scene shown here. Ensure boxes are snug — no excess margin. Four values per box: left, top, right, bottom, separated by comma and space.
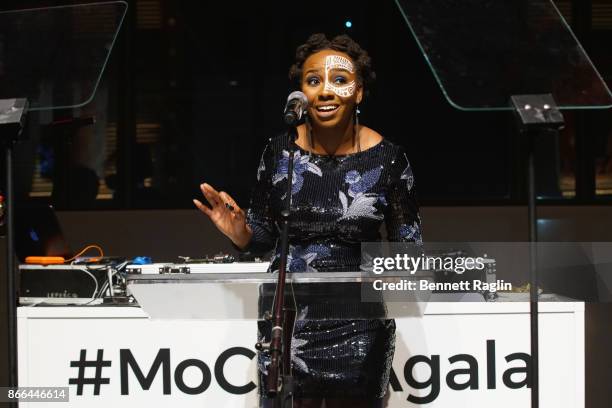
283, 91, 308, 126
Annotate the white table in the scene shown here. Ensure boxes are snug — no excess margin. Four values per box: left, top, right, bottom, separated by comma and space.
18, 302, 583, 407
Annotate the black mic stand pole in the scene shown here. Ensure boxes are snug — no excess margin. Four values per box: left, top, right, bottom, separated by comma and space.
256, 125, 297, 408
510, 94, 564, 408
1, 98, 28, 408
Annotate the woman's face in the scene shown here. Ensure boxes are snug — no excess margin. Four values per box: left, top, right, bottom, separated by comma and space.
300, 49, 363, 129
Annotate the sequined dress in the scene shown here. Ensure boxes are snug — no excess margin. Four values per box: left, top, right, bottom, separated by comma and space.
244, 134, 421, 399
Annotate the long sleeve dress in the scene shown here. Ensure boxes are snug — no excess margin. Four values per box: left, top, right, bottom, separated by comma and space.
244, 133, 422, 400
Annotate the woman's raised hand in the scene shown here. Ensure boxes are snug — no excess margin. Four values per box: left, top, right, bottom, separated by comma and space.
193, 183, 252, 249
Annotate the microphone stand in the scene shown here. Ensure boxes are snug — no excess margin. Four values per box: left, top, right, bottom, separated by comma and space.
510, 94, 564, 408
0, 98, 28, 408
256, 125, 297, 408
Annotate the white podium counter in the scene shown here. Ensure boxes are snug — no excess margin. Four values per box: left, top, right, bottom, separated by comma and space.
18, 302, 584, 407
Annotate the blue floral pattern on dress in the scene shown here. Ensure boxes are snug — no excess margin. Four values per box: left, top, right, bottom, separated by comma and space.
287, 244, 331, 272
256, 152, 266, 182
345, 170, 361, 185
346, 166, 382, 197
400, 153, 414, 191
377, 194, 388, 207
258, 307, 310, 376
339, 166, 384, 220
290, 307, 310, 373
272, 150, 322, 196
399, 221, 422, 245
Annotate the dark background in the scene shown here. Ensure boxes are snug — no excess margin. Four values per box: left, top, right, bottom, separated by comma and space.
1, 1, 612, 407
1, 0, 611, 210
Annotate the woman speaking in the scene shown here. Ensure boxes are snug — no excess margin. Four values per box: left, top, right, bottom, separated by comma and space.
194, 33, 422, 408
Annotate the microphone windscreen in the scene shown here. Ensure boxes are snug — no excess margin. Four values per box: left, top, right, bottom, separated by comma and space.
287, 91, 308, 107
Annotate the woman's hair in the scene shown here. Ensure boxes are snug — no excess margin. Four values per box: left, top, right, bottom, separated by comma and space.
289, 33, 376, 92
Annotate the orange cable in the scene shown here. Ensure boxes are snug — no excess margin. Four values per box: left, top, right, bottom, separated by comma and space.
64, 244, 104, 263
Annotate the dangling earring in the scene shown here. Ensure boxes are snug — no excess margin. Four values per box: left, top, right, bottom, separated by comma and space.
354, 104, 361, 153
